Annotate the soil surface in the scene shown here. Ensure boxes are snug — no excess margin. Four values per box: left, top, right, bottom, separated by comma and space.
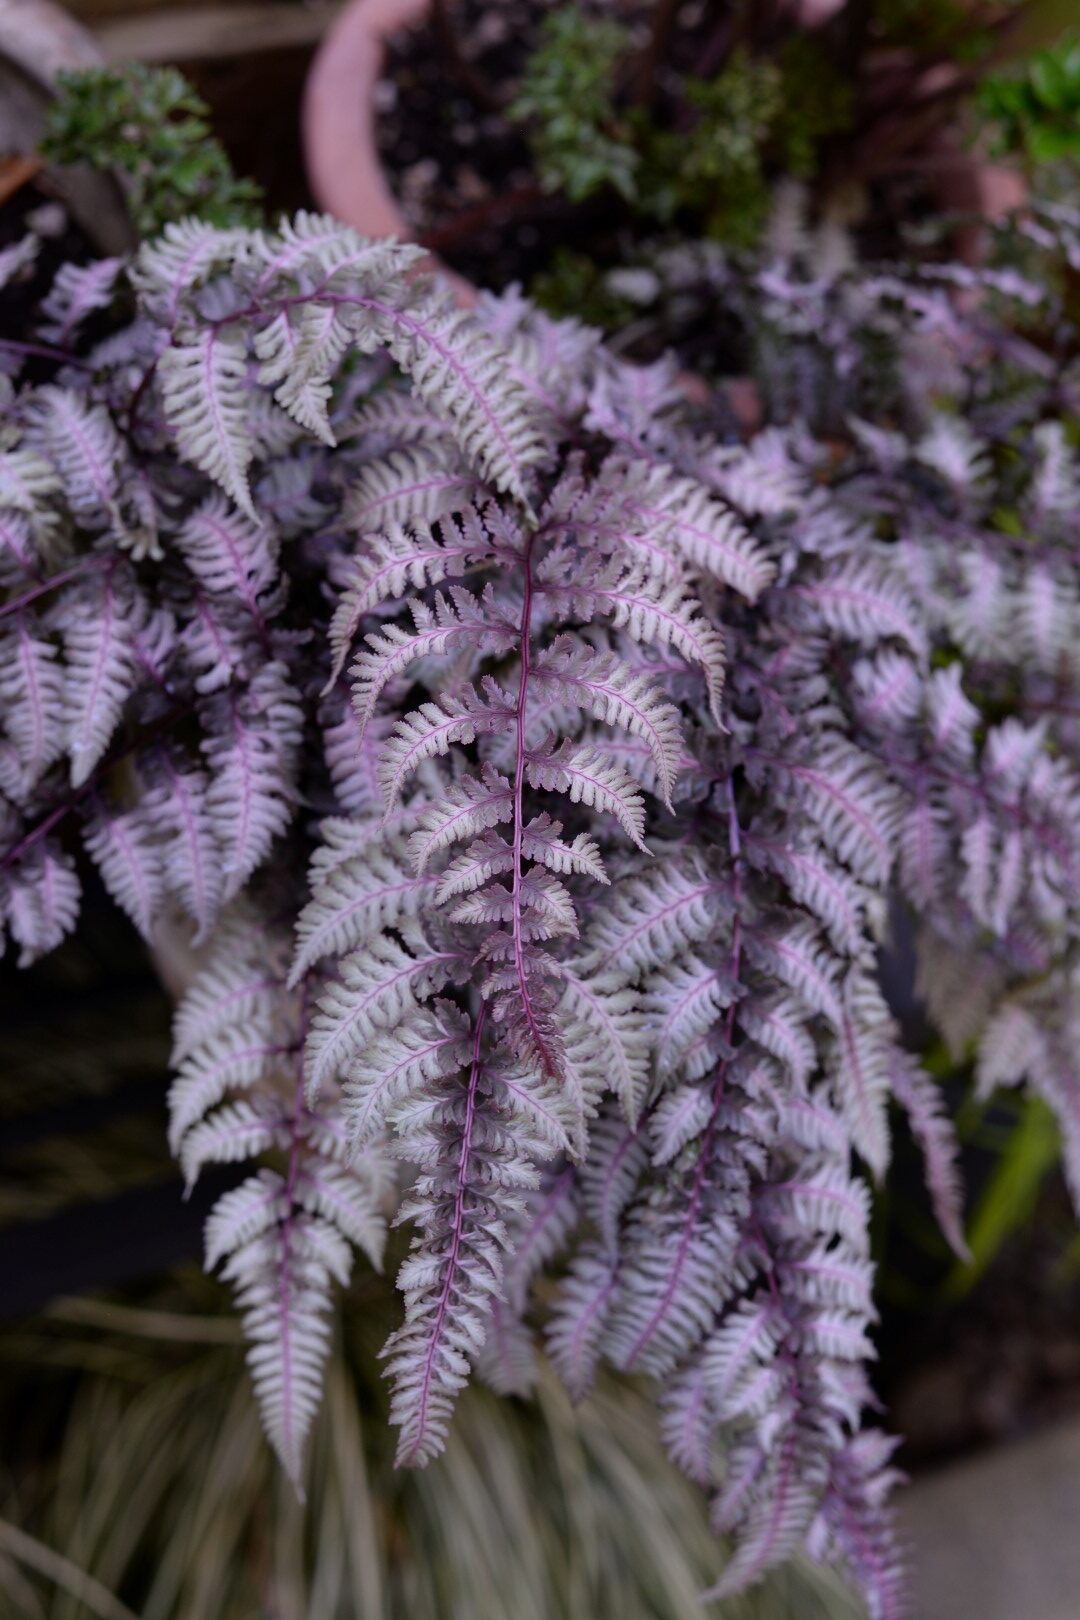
374, 0, 699, 294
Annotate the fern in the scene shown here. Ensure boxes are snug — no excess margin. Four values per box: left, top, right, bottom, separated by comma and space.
170, 929, 388, 1491
11, 205, 1080, 1615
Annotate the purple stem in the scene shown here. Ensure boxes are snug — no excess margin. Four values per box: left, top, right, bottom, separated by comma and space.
0, 338, 91, 371
400, 1002, 488, 1464
276, 983, 311, 1484
509, 528, 558, 1075
0, 558, 104, 623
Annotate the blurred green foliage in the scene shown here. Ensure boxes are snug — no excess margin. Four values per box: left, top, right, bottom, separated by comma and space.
507, 9, 639, 203
980, 30, 1080, 165
944, 1094, 1062, 1296
509, 10, 850, 249
42, 65, 263, 240
528, 246, 642, 326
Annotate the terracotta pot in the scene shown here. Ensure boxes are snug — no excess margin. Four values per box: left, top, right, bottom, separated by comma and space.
303, 0, 422, 243
0, 0, 134, 253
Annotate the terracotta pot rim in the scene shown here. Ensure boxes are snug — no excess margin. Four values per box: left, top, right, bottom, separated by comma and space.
302, 0, 479, 300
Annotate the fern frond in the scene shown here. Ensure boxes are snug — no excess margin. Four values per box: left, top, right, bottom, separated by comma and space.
180, 1097, 287, 1187
326, 508, 500, 687
342, 1003, 473, 1146
160, 325, 255, 516
755, 739, 903, 884
615, 460, 776, 600
379, 690, 514, 807
556, 962, 650, 1123
350, 589, 515, 735
546, 1245, 618, 1401
141, 762, 223, 942
647, 955, 733, 1081
291, 842, 436, 986
203, 665, 302, 901
59, 570, 142, 788
168, 1023, 287, 1151
788, 556, 926, 653
171, 917, 284, 1063
83, 800, 164, 941
39, 256, 123, 345
0, 616, 65, 798
890, 1051, 968, 1259
176, 492, 278, 608
134, 218, 248, 324
380, 286, 544, 505
407, 767, 514, 870
27, 388, 122, 530
305, 934, 462, 1097
534, 639, 684, 806
527, 740, 648, 849
4, 839, 81, 966
344, 445, 478, 532
384, 1026, 547, 1465
584, 860, 720, 976
223, 1213, 347, 1490
254, 302, 353, 445
552, 560, 727, 722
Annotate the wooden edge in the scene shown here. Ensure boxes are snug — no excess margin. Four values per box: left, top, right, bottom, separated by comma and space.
97, 2, 345, 66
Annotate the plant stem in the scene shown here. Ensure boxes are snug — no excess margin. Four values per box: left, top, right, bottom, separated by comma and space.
0, 338, 91, 371
0, 559, 103, 623
400, 1000, 488, 1464
510, 527, 558, 1076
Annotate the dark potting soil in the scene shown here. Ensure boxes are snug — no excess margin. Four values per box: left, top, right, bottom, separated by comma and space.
373, 0, 708, 296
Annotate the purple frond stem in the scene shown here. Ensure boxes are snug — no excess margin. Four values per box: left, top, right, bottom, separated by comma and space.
0, 698, 194, 872
0, 797, 76, 872
0, 337, 91, 371
400, 1001, 488, 1465
510, 527, 559, 1075
0, 558, 105, 623
277, 981, 310, 1488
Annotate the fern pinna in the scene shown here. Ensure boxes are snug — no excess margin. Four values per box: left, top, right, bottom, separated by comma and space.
6, 206, 1080, 1618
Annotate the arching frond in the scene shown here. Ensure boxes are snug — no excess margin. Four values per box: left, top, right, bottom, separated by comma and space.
160, 325, 256, 516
